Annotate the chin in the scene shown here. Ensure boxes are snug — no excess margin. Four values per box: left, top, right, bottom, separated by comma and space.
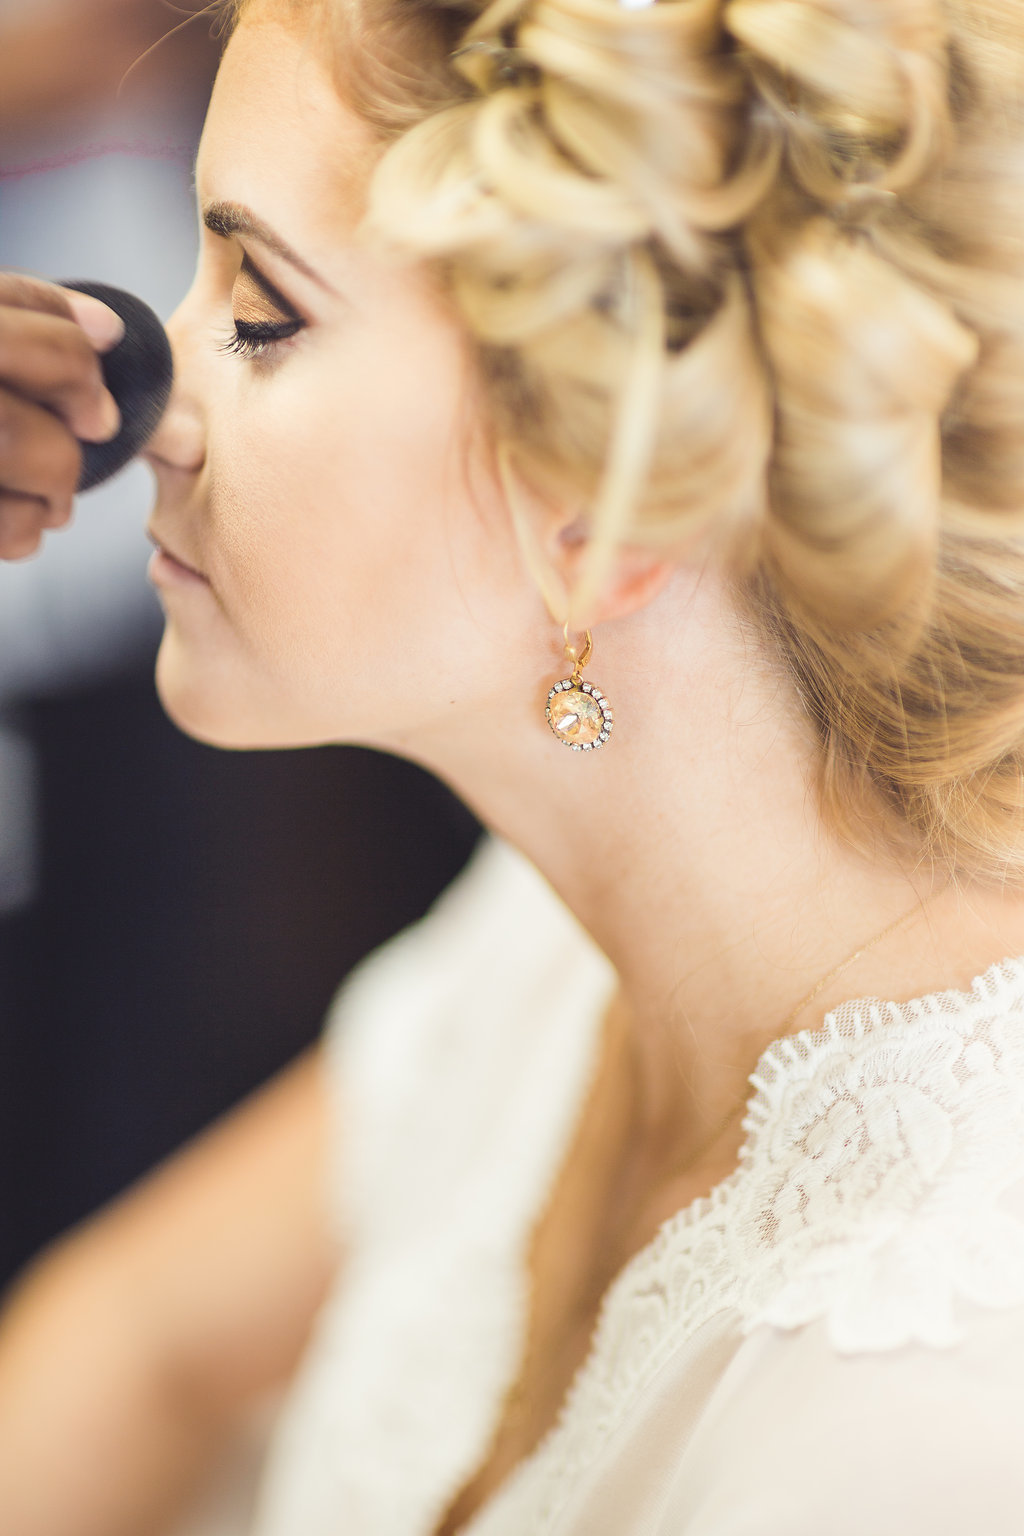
154, 632, 313, 751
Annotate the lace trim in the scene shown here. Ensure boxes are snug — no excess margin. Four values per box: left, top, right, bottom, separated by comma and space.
467, 955, 1024, 1535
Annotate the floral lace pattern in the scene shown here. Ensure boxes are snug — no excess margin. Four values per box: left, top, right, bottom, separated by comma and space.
470, 957, 1024, 1535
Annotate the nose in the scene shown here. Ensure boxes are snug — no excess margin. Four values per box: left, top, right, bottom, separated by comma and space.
143, 295, 206, 477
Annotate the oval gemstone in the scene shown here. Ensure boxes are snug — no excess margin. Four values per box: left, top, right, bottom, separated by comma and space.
548, 687, 604, 745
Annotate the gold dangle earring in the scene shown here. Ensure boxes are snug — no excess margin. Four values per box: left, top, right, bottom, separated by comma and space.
546, 624, 615, 753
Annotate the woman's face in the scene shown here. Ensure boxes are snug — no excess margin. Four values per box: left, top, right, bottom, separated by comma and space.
146, 11, 547, 753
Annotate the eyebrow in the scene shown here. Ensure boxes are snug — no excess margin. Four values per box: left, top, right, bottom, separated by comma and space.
202, 201, 334, 291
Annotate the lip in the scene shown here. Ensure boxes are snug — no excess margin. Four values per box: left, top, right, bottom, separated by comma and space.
146, 526, 209, 586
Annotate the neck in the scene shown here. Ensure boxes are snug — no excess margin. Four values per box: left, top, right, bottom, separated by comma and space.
392, 569, 1024, 1169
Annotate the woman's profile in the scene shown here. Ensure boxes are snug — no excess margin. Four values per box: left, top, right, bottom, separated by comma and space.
2, 0, 1024, 1530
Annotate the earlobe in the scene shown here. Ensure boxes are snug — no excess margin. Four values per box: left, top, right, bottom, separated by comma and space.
561, 536, 678, 631
495, 440, 677, 630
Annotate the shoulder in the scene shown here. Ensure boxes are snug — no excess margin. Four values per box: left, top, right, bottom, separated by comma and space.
671, 1297, 1024, 1535
734, 963, 1024, 1352
593, 964, 1024, 1535
671, 971, 1024, 1535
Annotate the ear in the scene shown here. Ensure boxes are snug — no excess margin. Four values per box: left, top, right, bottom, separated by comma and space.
555, 514, 678, 631
498, 450, 677, 631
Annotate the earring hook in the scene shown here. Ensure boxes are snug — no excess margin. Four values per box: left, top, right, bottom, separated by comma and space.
563, 623, 593, 684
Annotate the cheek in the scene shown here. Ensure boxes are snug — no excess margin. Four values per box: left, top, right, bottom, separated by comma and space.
198, 315, 508, 709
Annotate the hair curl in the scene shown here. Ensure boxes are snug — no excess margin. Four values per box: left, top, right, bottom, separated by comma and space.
226, 0, 1024, 886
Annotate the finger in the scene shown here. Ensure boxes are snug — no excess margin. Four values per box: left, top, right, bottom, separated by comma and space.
0, 384, 83, 506
61, 289, 125, 352
0, 273, 124, 352
0, 495, 46, 560
42, 495, 74, 530
0, 307, 119, 442
0, 272, 77, 321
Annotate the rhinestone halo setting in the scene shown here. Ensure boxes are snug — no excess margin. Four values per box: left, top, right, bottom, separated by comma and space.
546, 678, 614, 752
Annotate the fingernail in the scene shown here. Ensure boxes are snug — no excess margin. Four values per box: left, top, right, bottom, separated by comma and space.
43, 500, 74, 529
64, 290, 125, 350
99, 390, 121, 440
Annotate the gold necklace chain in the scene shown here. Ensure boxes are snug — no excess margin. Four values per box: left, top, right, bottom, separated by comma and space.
775, 889, 942, 1034
660, 885, 946, 1177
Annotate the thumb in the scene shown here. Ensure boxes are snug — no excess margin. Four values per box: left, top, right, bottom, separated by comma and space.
60, 287, 125, 351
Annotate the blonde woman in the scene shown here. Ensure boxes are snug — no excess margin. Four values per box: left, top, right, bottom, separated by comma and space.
2, 0, 1024, 1531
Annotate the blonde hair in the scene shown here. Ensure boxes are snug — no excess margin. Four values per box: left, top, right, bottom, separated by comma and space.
229, 0, 1024, 885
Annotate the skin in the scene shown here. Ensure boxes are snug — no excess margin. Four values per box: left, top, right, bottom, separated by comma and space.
5, 8, 1024, 1530
149, 9, 1024, 1195
0, 276, 122, 557
147, 33, 538, 754
0, 1049, 337, 1536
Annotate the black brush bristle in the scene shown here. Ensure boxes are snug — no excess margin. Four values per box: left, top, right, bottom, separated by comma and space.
62, 281, 174, 493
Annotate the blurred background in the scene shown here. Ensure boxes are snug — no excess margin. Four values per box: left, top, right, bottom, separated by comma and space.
0, 0, 480, 1292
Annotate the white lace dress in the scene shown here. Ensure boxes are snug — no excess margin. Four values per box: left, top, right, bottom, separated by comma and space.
250, 837, 1024, 1536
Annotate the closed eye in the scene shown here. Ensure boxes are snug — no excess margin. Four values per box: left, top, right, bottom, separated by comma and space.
220, 317, 304, 359
220, 252, 307, 360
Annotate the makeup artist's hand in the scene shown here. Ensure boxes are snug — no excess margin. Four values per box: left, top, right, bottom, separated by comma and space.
0, 273, 123, 560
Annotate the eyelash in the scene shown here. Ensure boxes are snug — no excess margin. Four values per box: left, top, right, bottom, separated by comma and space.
219, 316, 305, 360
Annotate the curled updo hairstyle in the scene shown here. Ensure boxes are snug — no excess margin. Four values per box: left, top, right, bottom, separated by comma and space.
228, 0, 1024, 884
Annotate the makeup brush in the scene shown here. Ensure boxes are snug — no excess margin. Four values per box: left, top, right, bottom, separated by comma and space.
62, 281, 174, 492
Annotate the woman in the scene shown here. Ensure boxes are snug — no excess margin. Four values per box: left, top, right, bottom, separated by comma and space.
2, 0, 1024, 1530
